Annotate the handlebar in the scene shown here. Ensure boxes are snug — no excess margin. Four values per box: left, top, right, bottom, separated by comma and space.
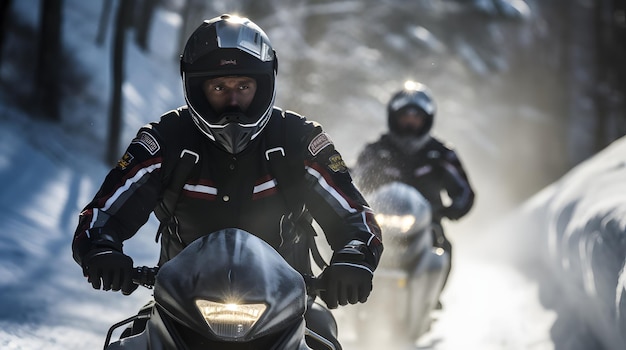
303, 274, 326, 297
132, 266, 159, 289
133, 266, 326, 294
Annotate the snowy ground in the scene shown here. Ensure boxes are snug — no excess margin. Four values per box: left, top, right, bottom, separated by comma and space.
338, 208, 561, 350
0, 112, 160, 349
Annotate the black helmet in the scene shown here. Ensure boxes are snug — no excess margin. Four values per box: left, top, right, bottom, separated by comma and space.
180, 14, 278, 154
387, 81, 436, 137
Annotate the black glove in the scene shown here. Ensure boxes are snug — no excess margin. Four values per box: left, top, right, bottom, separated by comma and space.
441, 204, 466, 221
82, 248, 138, 295
320, 240, 374, 309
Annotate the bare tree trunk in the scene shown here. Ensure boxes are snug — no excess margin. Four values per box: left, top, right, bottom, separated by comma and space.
134, 0, 158, 52
614, 0, 626, 138
36, 0, 63, 121
176, 0, 207, 59
594, 0, 626, 147
107, 0, 134, 165
0, 0, 12, 67
95, 0, 113, 46
565, 0, 598, 166
594, 0, 611, 151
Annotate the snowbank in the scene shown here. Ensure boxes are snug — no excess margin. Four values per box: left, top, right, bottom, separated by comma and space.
512, 136, 626, 350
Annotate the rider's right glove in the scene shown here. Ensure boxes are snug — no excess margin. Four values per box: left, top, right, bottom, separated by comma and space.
82, 248, 138, 296
320, 240, 374, 309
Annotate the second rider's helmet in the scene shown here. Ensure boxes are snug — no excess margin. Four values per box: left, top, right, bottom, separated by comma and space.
387, 81, 437, 137
180, 14, 278, 154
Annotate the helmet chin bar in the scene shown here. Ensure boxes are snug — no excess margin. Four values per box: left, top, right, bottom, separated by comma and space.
189, 108, 259, 154
389, 133, 431, 155
214, 111, 251, 125
212, 122, 255, 154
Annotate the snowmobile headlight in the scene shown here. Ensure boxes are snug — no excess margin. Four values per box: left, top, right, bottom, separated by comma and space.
195, 299, 267, 339
375, 214, 415, 234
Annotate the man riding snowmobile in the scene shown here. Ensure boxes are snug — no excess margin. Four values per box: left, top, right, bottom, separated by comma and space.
72, 14, 383, 349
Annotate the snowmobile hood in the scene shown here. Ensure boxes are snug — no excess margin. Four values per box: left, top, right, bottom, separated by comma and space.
154, 228, 307, 341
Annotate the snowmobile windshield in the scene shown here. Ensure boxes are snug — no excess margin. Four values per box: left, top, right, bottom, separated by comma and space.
368, 182, 432, 236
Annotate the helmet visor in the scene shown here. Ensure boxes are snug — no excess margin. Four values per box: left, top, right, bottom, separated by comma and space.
185, 73, 273, 125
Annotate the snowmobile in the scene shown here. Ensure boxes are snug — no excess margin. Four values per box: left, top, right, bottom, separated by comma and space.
103, 228, 337, 350
344, 182, 450, 346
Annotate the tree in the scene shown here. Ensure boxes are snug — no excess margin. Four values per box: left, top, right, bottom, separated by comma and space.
134, 0, 158, 51
103, 0, 159, 164
95, 0, 113, 46
0, 0, 12, 67
107, 0, 134, 165
593, 0, 626, 149
176, 0, 208, 59
35, 0, 63, 121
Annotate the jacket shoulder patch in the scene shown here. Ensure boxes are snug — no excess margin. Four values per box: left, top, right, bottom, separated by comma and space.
308, 133, 332, 156
132, 131, 160, 155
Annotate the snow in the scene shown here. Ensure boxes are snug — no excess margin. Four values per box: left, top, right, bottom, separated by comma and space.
0, 112, 159, 349
1, 1, 625, 349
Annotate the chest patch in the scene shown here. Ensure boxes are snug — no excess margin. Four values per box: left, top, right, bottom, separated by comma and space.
116, 152, 134, 170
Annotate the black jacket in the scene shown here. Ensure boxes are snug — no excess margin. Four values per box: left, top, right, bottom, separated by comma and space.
354, 133, 474, 221
72, 107, 383, 271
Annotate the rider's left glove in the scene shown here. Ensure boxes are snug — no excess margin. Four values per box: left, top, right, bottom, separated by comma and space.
441, 203, 469, 221
82, 248, 138, 295
320, 240, 374, 309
